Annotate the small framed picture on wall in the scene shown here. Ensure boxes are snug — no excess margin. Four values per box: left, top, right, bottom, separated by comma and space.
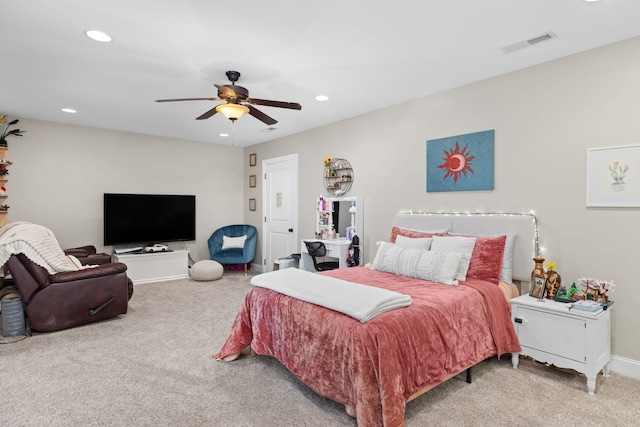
249, 198, 256, 211
586, 144, 640, 207
249, 175, 257, 188
249, 153, 257, 167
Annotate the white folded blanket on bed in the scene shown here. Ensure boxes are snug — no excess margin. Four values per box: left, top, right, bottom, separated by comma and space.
250, 268, 412, 323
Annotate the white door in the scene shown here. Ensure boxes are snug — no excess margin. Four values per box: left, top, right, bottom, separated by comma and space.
262, 154, 298, 272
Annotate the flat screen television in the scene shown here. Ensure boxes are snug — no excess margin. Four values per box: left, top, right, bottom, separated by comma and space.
104, 193, 196, 246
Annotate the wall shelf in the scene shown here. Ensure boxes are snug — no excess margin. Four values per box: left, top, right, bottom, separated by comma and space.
323, 158, 353, 196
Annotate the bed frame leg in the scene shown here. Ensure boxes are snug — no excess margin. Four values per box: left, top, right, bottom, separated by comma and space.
466, 367, 472, 384
345, 404, 356, 418
250, 347, 256, 357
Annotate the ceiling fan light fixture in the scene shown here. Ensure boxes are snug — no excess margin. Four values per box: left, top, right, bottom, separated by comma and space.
215, 103, 250, 121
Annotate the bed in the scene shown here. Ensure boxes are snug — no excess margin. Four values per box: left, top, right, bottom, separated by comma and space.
214, 213, 538, 427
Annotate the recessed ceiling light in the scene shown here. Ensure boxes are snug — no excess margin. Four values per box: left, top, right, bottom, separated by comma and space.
219, 133, 230, 137
61, 108, 77, 113
315, 95, 329, 102
85, 30, 112, 43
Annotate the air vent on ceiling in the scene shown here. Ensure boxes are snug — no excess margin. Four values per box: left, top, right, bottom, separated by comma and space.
501, 30, 558, 54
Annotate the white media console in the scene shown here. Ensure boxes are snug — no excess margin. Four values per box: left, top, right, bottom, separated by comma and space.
112, 250, 189, 284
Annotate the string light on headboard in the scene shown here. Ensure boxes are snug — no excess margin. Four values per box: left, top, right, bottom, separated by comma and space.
397, 211, 541, 257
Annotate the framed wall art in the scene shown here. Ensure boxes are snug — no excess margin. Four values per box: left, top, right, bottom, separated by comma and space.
249, 153, 257, 167
249, 198, 256, 211
426, 129, 494, 192
586, 145, 640, 207
249, 175, 256, 188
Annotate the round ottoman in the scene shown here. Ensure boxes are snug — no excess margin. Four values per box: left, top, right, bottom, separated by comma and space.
191, 260, 224, 281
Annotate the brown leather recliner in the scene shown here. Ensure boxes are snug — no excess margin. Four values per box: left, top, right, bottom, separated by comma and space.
63, 245, 112, 265
7, 253, 131, 332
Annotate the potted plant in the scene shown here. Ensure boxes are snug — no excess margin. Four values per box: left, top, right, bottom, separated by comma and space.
0, 115, 26, 146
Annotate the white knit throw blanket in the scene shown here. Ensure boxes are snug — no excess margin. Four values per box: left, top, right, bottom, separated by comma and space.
0, 222, 81, 274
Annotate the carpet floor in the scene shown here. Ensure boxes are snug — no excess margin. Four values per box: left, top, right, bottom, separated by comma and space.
1, 272, 639, 426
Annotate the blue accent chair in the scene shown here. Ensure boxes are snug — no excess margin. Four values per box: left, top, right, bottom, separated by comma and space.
208, 224, 257, 275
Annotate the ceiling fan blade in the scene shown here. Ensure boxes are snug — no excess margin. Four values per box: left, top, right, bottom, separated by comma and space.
196, 106, 219, 120
248, 105, 278, 125
247, 98, 302, 110
156, 97, 219, 102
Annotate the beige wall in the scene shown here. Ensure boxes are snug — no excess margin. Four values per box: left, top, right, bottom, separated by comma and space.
246, 37, 640, 362
8, 120, 244, 262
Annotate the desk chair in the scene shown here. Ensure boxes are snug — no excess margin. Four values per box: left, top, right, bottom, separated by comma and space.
304, 241, 340, 272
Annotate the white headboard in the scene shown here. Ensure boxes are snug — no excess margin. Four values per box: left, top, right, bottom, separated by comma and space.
394, 212, 539, 283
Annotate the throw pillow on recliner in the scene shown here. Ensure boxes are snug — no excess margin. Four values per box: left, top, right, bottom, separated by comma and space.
222, 235, 247, 250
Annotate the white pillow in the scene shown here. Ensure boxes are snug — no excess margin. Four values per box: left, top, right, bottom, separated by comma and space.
395, 235, 433, 249
449, 232, 516, 283
500, 233, 516, 283
370, 241, 462, 286
430, 236, 477, 281
222, 235, 247, 250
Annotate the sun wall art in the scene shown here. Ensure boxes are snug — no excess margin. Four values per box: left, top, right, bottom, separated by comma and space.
426, 129, 494, 192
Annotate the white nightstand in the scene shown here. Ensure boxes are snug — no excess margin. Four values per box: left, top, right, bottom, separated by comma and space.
510, 294, 611, 394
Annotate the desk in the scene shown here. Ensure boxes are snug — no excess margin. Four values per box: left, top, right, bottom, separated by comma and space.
300, 239, 351, 271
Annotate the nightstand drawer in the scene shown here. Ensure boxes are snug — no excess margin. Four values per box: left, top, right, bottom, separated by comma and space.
514, 306, 586, 363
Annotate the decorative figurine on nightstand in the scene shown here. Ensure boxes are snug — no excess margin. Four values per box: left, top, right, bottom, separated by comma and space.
529, 257, 547, 299
544, 261, 561, 299
578, 277, 616, 304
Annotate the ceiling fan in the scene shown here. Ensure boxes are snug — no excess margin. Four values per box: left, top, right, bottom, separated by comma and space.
155, 70, 302, 125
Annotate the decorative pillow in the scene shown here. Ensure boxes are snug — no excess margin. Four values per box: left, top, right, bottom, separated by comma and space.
430, 236, 476, 281
499, 233, 516, 284
465, 235, 507, 284
370, 241, 462, 285
498, 280, 520, 301
395, 235, 433, 249
222, 235, 247, 250
450, 232, 515, 283
389, 226, 448, 243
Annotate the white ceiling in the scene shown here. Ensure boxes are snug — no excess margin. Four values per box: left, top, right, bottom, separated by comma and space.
2, 0, 639, 147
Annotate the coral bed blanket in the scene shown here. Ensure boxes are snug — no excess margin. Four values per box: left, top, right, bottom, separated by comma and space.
214, 266, 521, 427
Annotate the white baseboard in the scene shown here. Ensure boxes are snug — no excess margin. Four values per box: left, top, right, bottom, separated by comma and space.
251, 262, 265, 274
610, 355, 640, 381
